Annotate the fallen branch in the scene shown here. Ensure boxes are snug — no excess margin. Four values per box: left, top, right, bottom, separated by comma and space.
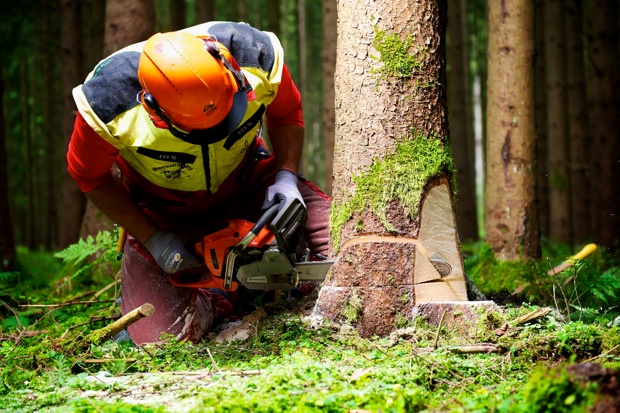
89, 303, 154, 345
513, 307, 553, 325
19, 300, 116, 309
92, 276, 121, 301
448, 345, 501, 354
81, 358, 137, 364
583, 344, 620, 363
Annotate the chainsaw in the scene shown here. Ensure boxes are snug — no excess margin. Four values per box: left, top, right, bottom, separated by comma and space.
167, 199, 334, 292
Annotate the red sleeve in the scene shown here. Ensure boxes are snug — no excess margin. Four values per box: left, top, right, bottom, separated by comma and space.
265, 64, 304, 128
67, 112, 119, 192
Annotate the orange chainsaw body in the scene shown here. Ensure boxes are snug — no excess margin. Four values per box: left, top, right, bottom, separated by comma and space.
167, 219, 275, 291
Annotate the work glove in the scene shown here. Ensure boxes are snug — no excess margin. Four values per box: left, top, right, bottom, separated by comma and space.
144, 229, 203, 274
262, 170, 306, 226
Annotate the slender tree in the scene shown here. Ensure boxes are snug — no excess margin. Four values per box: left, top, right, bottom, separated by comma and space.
80, 0, 156, 239
0, 74, 16, 271
447, 0, 478, 241
534, 0, 549, 238
59, 0, 86, 249
585, 1, 620, 251
545, 0, 571, 244
314, 0, 468, 338
195, 0, 216, 23
264, 0, 282, 36
565, 0, 591, 245
485, 0, 539, 260
321, 0, 336, 195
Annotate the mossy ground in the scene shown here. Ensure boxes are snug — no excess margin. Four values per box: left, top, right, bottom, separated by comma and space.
1, 240, 619, 412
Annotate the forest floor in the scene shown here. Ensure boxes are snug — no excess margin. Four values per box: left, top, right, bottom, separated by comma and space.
1, 240, 620, 412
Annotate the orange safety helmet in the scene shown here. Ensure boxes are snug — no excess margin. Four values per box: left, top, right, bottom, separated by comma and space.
137, 32, 243, 132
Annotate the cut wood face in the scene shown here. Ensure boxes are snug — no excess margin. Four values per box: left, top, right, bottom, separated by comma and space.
313, 180, 469, 337
414, 180, 468, 303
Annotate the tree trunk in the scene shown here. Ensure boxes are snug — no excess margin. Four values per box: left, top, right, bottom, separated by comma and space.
104, 0, 155, 55
545, 0, 572, 244
447, 0, 478, 241
195, 0, 216, 23
534, 0, 549, 238
585, 1, 620, 251
80, 0, 155, 240
42, 4, 58, 250
20, 55, 35, 250
314, 0, 468, 338
59, 0, 87, 249
264, 0, 281, 36
321, 0, 336, 195
297, 0, 308, 177
0, 73, 17, 271
485, 0, 539, 260
565, 0, 591, 245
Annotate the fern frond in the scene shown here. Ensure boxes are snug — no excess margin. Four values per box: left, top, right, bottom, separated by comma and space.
54, 231, 116, 265
0, 271, 20, 285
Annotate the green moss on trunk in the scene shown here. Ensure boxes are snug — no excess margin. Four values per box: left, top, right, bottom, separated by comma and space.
330, 133, 454, 251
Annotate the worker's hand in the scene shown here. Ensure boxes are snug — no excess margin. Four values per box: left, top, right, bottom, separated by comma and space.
144, 230, 203, 274
262, 170, 306, 224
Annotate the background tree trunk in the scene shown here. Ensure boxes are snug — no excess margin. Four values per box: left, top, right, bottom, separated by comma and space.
314, 0, 468, 338
534, 0, 549, 238
485, 0, 539, 260
545, 0, 572, 244
565, 0, 591, 245
585, 1, 620, 251
104, 0, 156, 55
264, 0, 282, 36
59, 0, 87, 249
321, 0, 336, 195
0, 74, 17, 271
447, 0, 478, 241
80, 0, 156, 240
195, 0, 216, 24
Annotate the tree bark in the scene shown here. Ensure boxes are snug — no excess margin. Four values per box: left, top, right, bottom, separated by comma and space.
485, 0, 540, 260
321, 0, 336, 195
59, 0, 87, 249
104, 0, 155, 56
534, 0, 549, 238
565, 0, 591, 245
447, 0, 478, 241
195, 0, 216, 24
314, 0, 468, 338
585, 1, 620, 251
79, 0, 156, 241
544, 0, 572, 244
264, 0, 282, 37
0, 73, 17, 271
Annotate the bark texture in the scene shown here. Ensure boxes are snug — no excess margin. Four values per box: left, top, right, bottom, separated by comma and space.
104, 0, 155, 56
534, 0, 549, 238
565, 0, 591, 245
485, 0, 540, 260
314, 0, 468, 338
0, 74, 16, 270
544, 0, 572, 244
322, 0, 337, 195
59, 0, 87, 248
585, 2, 620, 251
447, 0, 478, 241
80, 0, 156, 241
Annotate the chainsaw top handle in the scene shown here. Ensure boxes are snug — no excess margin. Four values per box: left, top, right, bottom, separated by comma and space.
234, 203, 280, 251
